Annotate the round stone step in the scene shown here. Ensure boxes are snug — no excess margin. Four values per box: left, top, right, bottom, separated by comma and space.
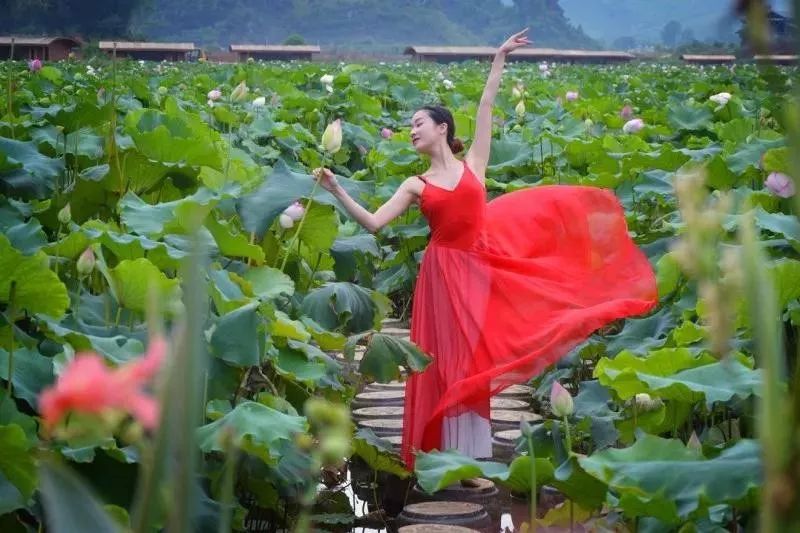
411, 478, 500, 516
489, 398, 529, 410
496, 384, 533, 400
352, 390, 405, 410
396, 501, 491, 530
399, 525, 481, 532
352, 405, 404, 421
490, 410, 542, 432
380, 327, 411, 337
492, 429, 522, 461
357, 418, 403, 437
365, 380, 407, 392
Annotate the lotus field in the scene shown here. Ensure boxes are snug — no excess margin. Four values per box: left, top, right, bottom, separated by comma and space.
0, 57, 798, 531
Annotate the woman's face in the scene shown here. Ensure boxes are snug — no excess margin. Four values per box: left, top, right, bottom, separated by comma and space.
410, 110, 446, 154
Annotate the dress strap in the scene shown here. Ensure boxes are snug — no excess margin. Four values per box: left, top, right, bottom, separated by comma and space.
417, 175, 428, 184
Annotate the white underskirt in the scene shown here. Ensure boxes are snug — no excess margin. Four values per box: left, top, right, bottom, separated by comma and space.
441, 411, 492, 459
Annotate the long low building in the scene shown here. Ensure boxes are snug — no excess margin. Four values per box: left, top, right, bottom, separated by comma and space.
230, 44, 321, 61
404, 46, 635, 64
0, 36, 81, 60
753, 54, 798, 65
681, 54, 736, 64
98, 41, 197, 61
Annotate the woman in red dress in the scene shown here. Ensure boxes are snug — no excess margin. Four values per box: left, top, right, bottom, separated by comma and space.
314, 28, 658, 475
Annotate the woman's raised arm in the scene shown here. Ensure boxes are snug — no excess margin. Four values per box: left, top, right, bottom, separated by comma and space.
314, 167, 420, 234
466, 28, 532, 179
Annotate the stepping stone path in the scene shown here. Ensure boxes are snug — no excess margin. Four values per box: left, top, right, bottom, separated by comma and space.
346, 320, 543, 532
396, 502, 491, 531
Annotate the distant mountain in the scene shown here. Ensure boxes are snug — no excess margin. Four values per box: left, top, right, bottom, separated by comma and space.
130, 0, 598, 52
558, 0, 792, 47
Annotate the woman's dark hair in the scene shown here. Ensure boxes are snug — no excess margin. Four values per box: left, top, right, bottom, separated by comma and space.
420, 105, 464, 154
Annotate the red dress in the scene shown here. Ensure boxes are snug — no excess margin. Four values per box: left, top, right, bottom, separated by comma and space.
400, 161, 658, 470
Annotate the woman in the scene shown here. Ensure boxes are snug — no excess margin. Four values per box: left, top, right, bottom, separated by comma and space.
313, 29, 658, 476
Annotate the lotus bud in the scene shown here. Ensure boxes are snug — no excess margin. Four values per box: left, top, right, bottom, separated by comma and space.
29, 58, 42, 72
566, 91, 579, 101
279, 213, 294, 229
687, 431, 702, 452
321, 118, 343, 154
623, 118, 645, 133
57, 203, 71, 225
381, 127, 393, 139
283, 201, 305, 221
252, 96, 266, 107
442, 79, 454, 90
511, 85, 523, 99
77, 247, 96, 277
538, 62, 549, 72
207, 89, 221, 101
320, 74, 334, 85
231, 81, 249, 102
619, 104, 634, 120
709, 92, 731, 106
515, 100, 526, 118
550, 381, 574, 417
633, 392, 663, 412
764, 172, 796, 198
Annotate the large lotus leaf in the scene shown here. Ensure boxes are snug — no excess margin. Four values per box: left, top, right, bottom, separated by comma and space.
301, 282, 378, 334
39, 459, 119, 533
0, 137, 64, 199
0, 390, 37, 440
761, 146, 789, 173
38, 315, 145, 366
0, 471, 27, 515
594, 348, 717, 400
724, 138, 784, 174
300, 317, 346, 351
634, 359, 762, 408
118, 188, 220, 237
124, 106, 221, 168
353, 427, 409, 478
196, 401, 307, 464
210, 302, 260, 367
497, 455, 555, 495
0, 235, 69, 318
30, 126, 104, 160
622, 147, 689, 176
0, 201, 48, 254
604, 308, 676, 356
209, 269, 253, 316
238, 159, 372, 237
572, 380, 620, 450
668, 104, 713, 131
487, 139, 534, 174
551, 454, 609, 509
722, 207, 800, 251
0, 424, 36, 502
283, 202, 338, 252
270, 345, 329, 386
414, 450, 516, 494
243, 266, 295, 300
359, 333, 431, 383
110, 258, 182, 314
205, 215, 264, 263
330, 233, 380, 279
0, 346, 54, 408
270, 310, 311, 342
578, 436, 760, 523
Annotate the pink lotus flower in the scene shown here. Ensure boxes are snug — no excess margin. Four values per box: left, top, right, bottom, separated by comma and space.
207, 89, 222, 101
76, 248, 95, 276
381, 127, 393, 139
565, 91, 579, 102
29, 58, 42, 72
283, 201, 305, 221
623, 118, 645, 133
39, 336, 168, 434
279, 214, 294, 229
620, 104, 634, 120
765, 172, 796, 198
550, 381, 574, 417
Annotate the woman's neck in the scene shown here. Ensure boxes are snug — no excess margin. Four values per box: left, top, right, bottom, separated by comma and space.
426, 145, 460, 173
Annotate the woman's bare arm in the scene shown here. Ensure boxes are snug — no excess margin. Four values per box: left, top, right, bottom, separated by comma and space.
466, 28, 532, 180
316, 168, 421, 234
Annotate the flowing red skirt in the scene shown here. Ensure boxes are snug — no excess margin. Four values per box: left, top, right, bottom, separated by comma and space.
400, 172, 658, 471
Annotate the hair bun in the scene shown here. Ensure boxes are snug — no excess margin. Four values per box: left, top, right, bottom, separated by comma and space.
449, 137, 464, 154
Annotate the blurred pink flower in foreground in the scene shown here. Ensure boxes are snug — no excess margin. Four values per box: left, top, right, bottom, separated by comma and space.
381, 127, 393, 139
29, 58, 42, 72
565, 91, 579, 102
765, 172, 796, 198
620, 104, 634, 120
39, 336, 168, 434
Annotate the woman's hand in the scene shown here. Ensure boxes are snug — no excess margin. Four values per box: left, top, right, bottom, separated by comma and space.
498, 28, 532, 55
312, 167, 340, 193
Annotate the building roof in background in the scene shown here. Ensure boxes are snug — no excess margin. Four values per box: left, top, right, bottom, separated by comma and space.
0, 36, 81, 46
98, 41, 196, 51
404, 46, 634, 59
229, 44, 320, 53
